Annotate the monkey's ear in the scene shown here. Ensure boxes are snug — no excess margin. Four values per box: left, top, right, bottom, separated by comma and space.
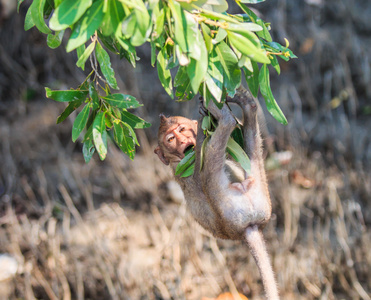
193, 120, 198, 126
154, 146, 169, 165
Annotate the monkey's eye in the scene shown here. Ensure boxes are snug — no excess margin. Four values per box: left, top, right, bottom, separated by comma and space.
179, 127, 185, 133
168, 136, 175, 143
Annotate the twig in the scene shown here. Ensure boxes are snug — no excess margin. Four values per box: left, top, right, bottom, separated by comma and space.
210, 239, 242, 300
33, 264, 59, 300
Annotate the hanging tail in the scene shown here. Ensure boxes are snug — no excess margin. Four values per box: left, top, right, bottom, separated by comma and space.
245, 225, 279, 300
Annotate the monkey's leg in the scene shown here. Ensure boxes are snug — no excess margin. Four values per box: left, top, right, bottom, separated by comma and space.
228, 88, 267, 185
228, 87, 261, 158
228, 87, 272, 227
193, 107, 207, 182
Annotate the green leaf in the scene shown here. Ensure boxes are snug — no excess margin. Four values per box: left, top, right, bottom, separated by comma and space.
130, 24, 151, 47
205, 50, 223, 102
227, 22, 263, 33
76, 42, 96, 70
263, 41, 297, 60
97, 31, 119, 53
95, 41, 119, 89
30, 0, 52, 34
180, 163, 195, 177
184, 11, 204, 60
89, 82, 100, 110
101, 0, 125, 37
243, 61, 259, 98
121, 9, 151, 47
259, 64, 287, 125
239, 0, 265, 4
201, 23, 213, 53
121, 13, 136, 39
54, 0, 63, 8
117, 37, 137, 67
237, 3, 272, 42
123, 121, 139, 146
227, 31, 270, 64
168, 0, 188, 54
49, 0, 93, 31
153, 7, 165, 38
178, 0, 206, 11
46, 87, 88, 102
150, 41, 156, 67
47, 30, 64, 49
186, 57, 207, 95
113, 121, 123, 144
92, 111, 107, 160
44, 0, 53, 19
157, 48, 173, 98
17, 0, 25, 12
66, 0, 104, 52
175, 77, 195, 101
121, 111, 151, 129
200, 135, 211, 171
72, 104, 91, 142
24, 7, 35, 31
201, 0, 228, 13
186, 24, 208, 94
77, 44, 86, 59
56, 98, 85, 124
213, 28, 227, 44
174, 66, 189, 87
174, 45, 189, 66
231, 126, 244, 149
226, 137, 250, 173
83, 110, 96, 142
83, 138, 95, 163
102, 94, 141, 109
113, 122, 135, 160
199, 8, 238, 24
201, 115, 211, 131
214, 41, 241, 95
133, 0, 150, 36
170, 11, 207, 95
175, 149, 195, 176
269, 54, 280, 74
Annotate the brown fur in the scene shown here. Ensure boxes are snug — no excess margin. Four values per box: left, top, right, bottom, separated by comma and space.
154, 86, 279, 299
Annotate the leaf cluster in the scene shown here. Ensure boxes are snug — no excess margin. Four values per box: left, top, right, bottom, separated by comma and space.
20, 0, 296, 162
46, 77, 150, 162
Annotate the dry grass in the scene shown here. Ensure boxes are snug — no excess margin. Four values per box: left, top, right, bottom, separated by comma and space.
1, 0, 371, 299
0, 101, 370, 300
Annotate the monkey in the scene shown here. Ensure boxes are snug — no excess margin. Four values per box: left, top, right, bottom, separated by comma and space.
154, 86, 279, 300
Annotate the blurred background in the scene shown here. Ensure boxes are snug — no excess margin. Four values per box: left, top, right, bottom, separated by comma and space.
0, 0, 370, 299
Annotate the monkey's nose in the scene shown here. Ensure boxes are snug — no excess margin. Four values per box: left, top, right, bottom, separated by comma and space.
174, 132, 186, 142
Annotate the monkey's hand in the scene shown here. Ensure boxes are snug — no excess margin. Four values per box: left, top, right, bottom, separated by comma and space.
206, 100, 235, 126
198, 97, 208, 117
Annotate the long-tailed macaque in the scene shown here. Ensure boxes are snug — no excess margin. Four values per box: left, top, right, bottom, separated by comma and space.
154, 86, 279, 300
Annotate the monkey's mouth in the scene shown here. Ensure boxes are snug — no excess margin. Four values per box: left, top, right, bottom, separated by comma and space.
183, 144, 195, 155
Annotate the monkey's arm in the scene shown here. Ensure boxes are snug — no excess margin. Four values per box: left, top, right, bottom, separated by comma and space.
193, 113, 206, 182
201, 101, 236, 194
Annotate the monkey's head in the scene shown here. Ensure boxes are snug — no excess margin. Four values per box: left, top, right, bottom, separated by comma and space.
154, 114, 197, 166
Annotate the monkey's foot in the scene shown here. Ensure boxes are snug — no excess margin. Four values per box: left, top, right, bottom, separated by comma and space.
206, 100, 235, 126
227, 87, 257, 116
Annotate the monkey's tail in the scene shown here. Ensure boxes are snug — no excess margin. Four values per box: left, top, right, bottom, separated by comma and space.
245, 226, 279, 300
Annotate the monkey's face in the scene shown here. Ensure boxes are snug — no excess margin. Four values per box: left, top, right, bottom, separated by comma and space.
155, 116, 197, 165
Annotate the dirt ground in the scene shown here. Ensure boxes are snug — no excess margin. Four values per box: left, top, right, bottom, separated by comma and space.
0, 0, 371, 299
